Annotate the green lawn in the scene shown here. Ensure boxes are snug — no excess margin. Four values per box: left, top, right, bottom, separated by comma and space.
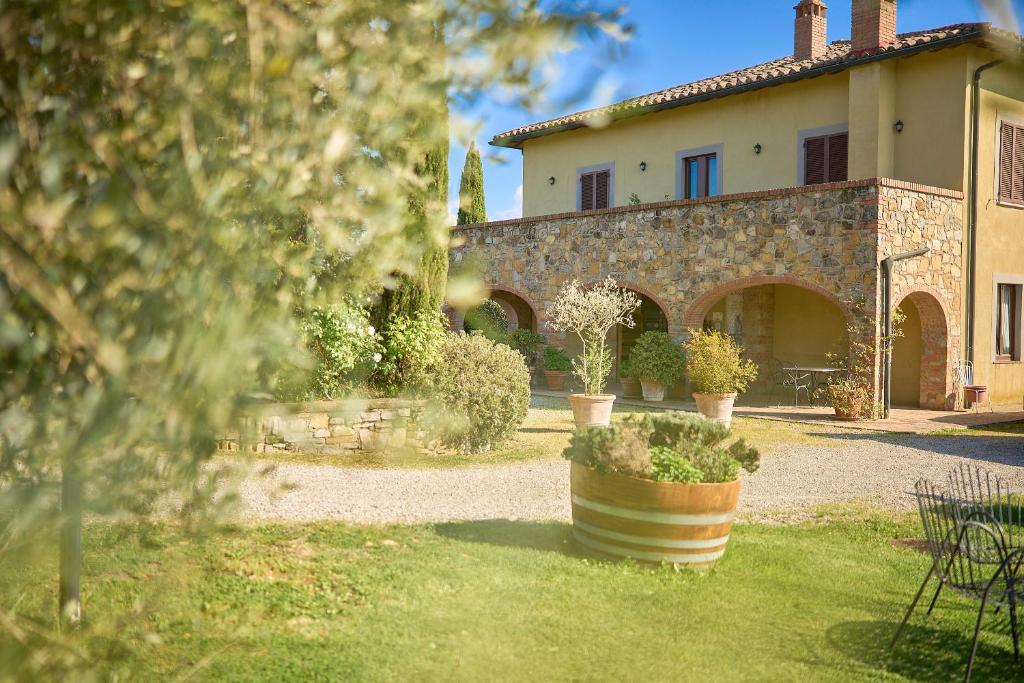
242, 398, 848, 469
3, 513, 1019, 681
929, 420, 1024, 437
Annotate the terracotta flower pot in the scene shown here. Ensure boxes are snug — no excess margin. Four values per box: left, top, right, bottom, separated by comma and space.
570, 462, 739, 569
832, 400, 865, 421
568, 394, 616, 428
543, 369, 567, 391
619, 377, 642, 399
640, 380, 666, 402
693, 392, 738, 428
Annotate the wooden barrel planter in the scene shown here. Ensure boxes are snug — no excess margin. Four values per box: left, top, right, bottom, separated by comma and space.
570, 462, 740, 569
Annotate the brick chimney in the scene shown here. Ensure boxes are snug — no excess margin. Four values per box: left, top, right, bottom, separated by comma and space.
851, 0, 897, 54
794, 0, 828, 61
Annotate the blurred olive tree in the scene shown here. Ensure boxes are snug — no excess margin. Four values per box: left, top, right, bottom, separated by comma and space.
0, 0, 627, 676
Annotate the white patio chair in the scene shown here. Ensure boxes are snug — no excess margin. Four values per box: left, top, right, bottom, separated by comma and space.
953, 360, 992, 413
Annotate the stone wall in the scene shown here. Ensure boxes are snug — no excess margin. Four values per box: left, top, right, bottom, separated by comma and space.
217, 398, 426, 455
452, 178, 964, 408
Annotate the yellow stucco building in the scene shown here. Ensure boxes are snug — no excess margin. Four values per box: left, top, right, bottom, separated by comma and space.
454, 0, 1024, 409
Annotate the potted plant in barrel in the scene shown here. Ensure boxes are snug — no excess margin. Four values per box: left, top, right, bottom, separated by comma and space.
549, 278, 641, 428
564, 412, 759, 568
626, 331, 686, 402
683, 328, 757, 427
618, 356, 642, 399
541, 346, 571, 391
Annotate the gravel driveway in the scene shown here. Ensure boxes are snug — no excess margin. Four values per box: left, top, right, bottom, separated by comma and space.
234, 433, 1023, 523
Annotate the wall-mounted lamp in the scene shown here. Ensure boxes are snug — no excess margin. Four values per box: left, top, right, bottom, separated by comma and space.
894, 120, 905, 133
548, 176, 556, 185
639, 161, 647, 172
753, 143, 762, 155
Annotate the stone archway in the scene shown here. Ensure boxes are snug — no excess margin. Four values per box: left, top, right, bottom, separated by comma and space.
683, 276, 854, 398
684, 275, 854, 331
893, 288, 952, 410
488, 286, 540, 332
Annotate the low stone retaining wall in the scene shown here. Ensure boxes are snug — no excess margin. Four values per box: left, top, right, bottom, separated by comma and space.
218, 398, 426, 455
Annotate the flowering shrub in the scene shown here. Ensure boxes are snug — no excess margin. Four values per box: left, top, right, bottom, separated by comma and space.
683, 329, 758, 395
548, 278, 640, 395
275, 301, 382, 400
374, 311, 447, 396
624, 332, 686, 385
428, 332, 530, 452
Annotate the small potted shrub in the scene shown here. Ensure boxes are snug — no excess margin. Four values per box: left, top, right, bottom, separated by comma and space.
507, 329, 545, 384
820, 378, 870, 420
548, 278, 641, 428
683, 328, 757, 427
542, 346, 571, 391
618, 357, 642, 399
564, 412, 759, 568
626, 331, 686, 402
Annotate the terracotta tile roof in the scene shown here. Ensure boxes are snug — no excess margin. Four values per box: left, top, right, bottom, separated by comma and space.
492, 23, 1020, 148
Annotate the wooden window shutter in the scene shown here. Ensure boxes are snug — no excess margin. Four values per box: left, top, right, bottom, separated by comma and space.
804, 136, 826, 185
1000, 122, 1024, 206
827, 132, 848, 183
1013, 124, 1024, 205
580, 172, 595, 211
999, 122, 1014, 203
595, 169, 610, 209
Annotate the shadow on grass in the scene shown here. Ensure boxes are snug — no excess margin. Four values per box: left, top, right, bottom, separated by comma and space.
518, 427, 572, 434
434, 519, 586, 558
826, 618, 1019, 682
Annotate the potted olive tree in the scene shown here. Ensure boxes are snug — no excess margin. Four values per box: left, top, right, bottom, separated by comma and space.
541, 346, 571, 391
626, 331, 686, 402
564, 412, 759, 568
683, 328, 757, 427
549, 278, 640, 428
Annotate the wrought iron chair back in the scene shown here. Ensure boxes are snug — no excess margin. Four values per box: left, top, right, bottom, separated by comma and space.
948, 463, 1020, 554
913, 479, 996, 601
895, 477, 1023, 681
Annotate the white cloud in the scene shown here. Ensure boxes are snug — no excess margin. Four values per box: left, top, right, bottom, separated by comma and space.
490, 183, 523, 222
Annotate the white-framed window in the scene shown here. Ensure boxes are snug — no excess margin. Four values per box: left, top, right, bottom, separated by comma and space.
993, 275, 1024, 362
675, 144, 723, 200
797, 123, 849, 186
576, 162, 614, 211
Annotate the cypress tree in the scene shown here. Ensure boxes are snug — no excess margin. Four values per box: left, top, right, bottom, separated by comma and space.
457, 142, 487, 225
372, 19, 449, 365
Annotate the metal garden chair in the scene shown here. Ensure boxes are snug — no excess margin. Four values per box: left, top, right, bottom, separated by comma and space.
953, 359, 992, 413
890, 477, 1023, 682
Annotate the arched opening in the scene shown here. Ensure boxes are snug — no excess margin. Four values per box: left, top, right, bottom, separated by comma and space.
616, 292, 669, 379
562, 288, 670, 391
892, 290, 950, 409
695, 283, 849, 403
467, 288, 537, 332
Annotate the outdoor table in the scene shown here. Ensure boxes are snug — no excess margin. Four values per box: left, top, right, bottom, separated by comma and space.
782, 366, 844, 407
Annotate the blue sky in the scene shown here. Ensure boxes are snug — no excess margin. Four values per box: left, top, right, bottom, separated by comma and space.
448, 0, 1022, 222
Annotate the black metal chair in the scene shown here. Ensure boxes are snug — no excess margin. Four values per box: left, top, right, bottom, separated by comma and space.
890, 477, 1023, 682
766, 359, 811, 408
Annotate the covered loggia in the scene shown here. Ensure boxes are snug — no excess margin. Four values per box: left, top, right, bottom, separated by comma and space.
689, 280, 850, 404
890, 290, 952, 409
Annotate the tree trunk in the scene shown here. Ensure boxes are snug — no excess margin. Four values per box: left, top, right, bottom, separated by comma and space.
59, 453, 82, 630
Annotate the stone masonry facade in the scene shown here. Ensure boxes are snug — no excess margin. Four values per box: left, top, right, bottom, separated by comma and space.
451, 178, 964, 409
